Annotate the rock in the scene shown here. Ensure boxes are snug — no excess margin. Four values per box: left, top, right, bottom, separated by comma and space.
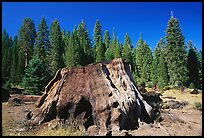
190, 89, 199, 94
26, 58, 153, 135
163, 100, 188, 109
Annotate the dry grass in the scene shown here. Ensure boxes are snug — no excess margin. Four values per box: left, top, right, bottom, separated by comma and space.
2, 101, 86, 136
2, 88, 202, 136
160, 89, 202, 106
32, 127, 86, 136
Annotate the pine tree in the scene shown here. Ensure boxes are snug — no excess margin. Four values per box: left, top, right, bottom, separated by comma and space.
65, 27, 82, 67
18, 18, 36, 67
134, 33, 153, 84
34, 16, 49, 63
151, 38, 165, 84
115, 40, 121, 58
93, 19, 102, 62
77, 20, 93, 65
197, 49, 202, 89
164, 14, 187, 86
48, 19, 65, 76
10, 36, 19, 84
122, 33, 132, 64
2, 29, 10, 83
186, 40, 199, 88
158, 51, 168, 89
22, 57, 49, 95
16, 49, 25, 83
96, 36, 105, 62
105, 43, 115, 60
105, 29, 116, 60
62, 30, 70, 63
104, 30, 110, 49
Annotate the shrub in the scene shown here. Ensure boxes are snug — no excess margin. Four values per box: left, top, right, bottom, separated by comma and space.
161, 85, 171, 91
147, 82, 152, 88
189, 83, 195, 89
22, 57, 49, 95
194, 102, 202, 111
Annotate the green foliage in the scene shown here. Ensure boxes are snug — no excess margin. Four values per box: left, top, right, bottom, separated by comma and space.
189, 83, 195, 89
147, 82, 152, 88
194, 102, 202, 111
122, 33, 132, 64
77, 20, 93, 65
157, 51, 168, 89
134, 34, 153, 82
34, 16, 50, 63
114, 41, 121, 58
10, 36, 19, 83
196, 49, 202, 89
164, 16, 187, 86
94, 19, 104, 62
2, 30, 13, 84
96, 36, 105, 62
104, 30, 110, 49
186, 40, 200, 89
93, 19, 102, 44
65, 27, 82, 67
2, 80, 11, 91
22, 57, 49, 95
105, 45, 114, 60
151, 38, 165, 83
16, 49, 25, 83
48, 19, 65, 76
18, 18, 36, 67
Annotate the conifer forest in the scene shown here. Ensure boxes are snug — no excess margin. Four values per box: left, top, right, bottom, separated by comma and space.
2, 15, 202, 95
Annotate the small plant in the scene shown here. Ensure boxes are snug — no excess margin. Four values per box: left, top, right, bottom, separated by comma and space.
189, 83, 195, 89
147, 82, 152, 88
162, 85, 171, 91
194, 102, 202, 111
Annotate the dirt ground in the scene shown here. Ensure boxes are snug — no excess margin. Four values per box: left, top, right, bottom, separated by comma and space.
2, 89, 202, 136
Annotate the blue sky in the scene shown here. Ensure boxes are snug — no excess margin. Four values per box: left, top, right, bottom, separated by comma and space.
2, 2, 202, 51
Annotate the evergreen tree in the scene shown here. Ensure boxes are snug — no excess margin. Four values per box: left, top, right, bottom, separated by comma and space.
48, 19, 65, 76
104, 30, 110, 49
158, 51, 168, 89
96, 36, 105, 62
34, 16, 50, 63
164, 15, 187, 86
197, 49, 202, 89
150, 38, 165, 84
114, 39, 121, 58
10, 36, 19, 83
93, 19, 102, 62
16, 49, 25, 83
105, 43, 115, 60
65, 27, 82, 67
186, 40, 199, 88
2, 29, 10, 83
18, 18, 36, 67
122, 33, 132, 64
62, 30, 70, 63
77, 20, 93, 65
22, 57, 49, 95
134, 33, 153, 84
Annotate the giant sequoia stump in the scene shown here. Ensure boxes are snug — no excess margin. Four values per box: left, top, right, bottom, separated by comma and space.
27, 58, 153, 135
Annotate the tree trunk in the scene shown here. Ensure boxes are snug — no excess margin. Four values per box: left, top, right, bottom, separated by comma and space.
27, 58, 153, 136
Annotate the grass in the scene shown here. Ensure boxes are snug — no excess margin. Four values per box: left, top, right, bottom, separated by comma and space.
33, 127, 87, 136
2, 101, 87, 136
159, 89, 202, 106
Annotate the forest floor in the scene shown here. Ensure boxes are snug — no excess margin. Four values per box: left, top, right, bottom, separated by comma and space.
2, 89, 202, 136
